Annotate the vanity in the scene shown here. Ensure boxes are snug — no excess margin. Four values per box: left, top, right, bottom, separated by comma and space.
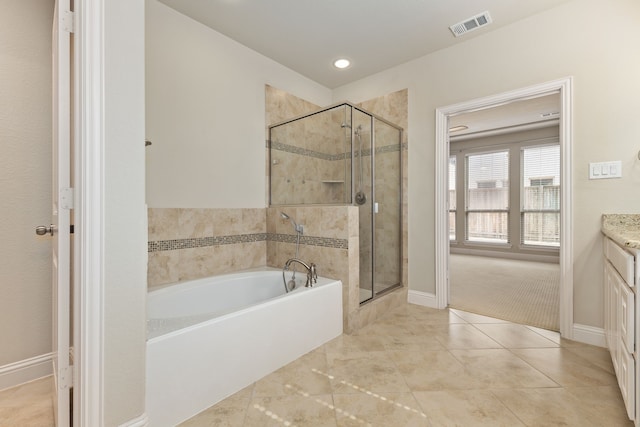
602, 214, 640, 423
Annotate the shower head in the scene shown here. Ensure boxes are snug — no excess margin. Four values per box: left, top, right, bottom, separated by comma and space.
280, 212, 303, 234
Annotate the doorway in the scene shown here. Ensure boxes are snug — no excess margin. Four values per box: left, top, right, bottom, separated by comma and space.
435, 78, 574, 338
447, 95, 561, 330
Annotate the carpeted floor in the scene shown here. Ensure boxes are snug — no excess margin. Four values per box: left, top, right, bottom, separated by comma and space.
449, 254, 560, 331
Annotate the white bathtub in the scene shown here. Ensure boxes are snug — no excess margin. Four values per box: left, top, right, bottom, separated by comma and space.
145, 269, 343, 427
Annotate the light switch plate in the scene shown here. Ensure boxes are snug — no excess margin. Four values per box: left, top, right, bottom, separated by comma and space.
589, 161, 622, 179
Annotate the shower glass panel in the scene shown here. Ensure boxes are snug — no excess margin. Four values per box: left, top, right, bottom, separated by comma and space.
269, 102, 402, 305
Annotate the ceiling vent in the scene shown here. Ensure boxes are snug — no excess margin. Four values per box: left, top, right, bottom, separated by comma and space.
449, 11, 492, 37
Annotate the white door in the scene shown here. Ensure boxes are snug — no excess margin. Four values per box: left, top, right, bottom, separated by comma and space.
51, 0, 72, 425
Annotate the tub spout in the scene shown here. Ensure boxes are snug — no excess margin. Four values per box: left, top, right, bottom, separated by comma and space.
283, 258, 317, 288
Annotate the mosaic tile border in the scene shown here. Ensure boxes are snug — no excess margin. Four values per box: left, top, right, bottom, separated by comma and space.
148, 233, 348, 253
268, 233, 349, 249
268, 140, 407, 161
270, 140, 339, 161
148, 233, 267, 252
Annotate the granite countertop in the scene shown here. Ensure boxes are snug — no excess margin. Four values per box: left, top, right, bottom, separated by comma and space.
602, 214, 640, 249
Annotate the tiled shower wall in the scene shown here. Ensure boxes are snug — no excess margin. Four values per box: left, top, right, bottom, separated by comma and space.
266, 86, 410, 331
147, 208, 267, 289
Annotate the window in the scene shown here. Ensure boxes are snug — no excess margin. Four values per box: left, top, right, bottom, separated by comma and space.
451, 137, 560, 255
466, 150, 509, 244
529, 177, 553, 187
521, 145, 560, 247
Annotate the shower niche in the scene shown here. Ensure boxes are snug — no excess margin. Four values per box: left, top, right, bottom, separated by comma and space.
269, 102, 402, 303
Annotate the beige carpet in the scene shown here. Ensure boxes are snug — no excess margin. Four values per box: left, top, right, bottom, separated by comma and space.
449, 254, 560, 331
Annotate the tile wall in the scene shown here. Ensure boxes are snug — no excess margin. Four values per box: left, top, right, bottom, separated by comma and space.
266, 206, 359, 332
147, 208, 267, 289
265, 86, 410, 332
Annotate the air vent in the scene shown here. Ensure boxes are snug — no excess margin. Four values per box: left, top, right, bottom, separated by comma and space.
449, 11, 492, 37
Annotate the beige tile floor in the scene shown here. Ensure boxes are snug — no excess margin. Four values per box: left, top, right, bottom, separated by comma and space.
180, 305, 633, 427
0, 305, 632, 426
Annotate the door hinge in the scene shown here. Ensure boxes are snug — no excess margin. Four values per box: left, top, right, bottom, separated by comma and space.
62, 10, 74, 34
59, 366, 73, 389
60, 187, 74, 210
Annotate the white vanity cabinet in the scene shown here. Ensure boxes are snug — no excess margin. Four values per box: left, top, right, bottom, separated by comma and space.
604, 235, 639, 422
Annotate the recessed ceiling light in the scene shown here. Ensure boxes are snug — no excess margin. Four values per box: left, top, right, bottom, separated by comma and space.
449, 125, 469, 133
333, 58, 351, 69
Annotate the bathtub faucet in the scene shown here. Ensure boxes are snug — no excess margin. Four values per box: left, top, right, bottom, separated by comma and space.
283, 258, 318, 288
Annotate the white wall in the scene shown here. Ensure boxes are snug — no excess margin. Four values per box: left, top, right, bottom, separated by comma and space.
145, 0, 332, 208
103, 0, 147, 424
0, 0, 54, 367
332, 0, 640, 328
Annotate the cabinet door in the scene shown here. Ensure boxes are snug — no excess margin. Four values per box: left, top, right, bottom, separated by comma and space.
611, 265, 620, 375
619, 275, 635, 354
618, 348, 635, 421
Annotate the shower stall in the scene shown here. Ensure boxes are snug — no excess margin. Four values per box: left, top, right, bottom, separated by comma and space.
269, 102, 402, 303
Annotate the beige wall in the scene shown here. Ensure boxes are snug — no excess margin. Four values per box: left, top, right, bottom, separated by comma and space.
103, 0, 148, 424
145, 0, 332, 209
0, 0, 54, 367
333, 0, 640, 328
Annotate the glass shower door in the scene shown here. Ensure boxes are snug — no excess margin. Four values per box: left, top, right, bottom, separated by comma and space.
357, 114, 402, 303
373, 118, 402, 296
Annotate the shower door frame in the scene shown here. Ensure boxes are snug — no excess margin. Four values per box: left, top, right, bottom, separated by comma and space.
362, 113, 403, 304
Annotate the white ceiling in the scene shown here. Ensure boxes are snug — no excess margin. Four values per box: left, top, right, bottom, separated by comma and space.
449, 93, 561, 138
157, 0, 572, 89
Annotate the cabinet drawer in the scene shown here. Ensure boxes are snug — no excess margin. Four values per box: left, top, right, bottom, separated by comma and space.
605, 237, 636, 287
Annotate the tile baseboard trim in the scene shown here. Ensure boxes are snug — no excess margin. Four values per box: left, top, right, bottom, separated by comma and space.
407, 290, 438, 308
0, 352, 52, 392
572, 323, 605, 348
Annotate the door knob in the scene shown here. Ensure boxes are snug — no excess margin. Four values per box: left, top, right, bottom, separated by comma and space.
35, 225, 55, 236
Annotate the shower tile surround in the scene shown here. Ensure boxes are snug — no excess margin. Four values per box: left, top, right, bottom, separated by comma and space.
265, 85, 409, 332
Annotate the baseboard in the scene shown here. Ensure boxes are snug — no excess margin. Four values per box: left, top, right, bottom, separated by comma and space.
450, 247, 559, 264
119, 413, 149, 427
0, 352, 52, 391
572, 323, 606, 348
407, 290, 439, 308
